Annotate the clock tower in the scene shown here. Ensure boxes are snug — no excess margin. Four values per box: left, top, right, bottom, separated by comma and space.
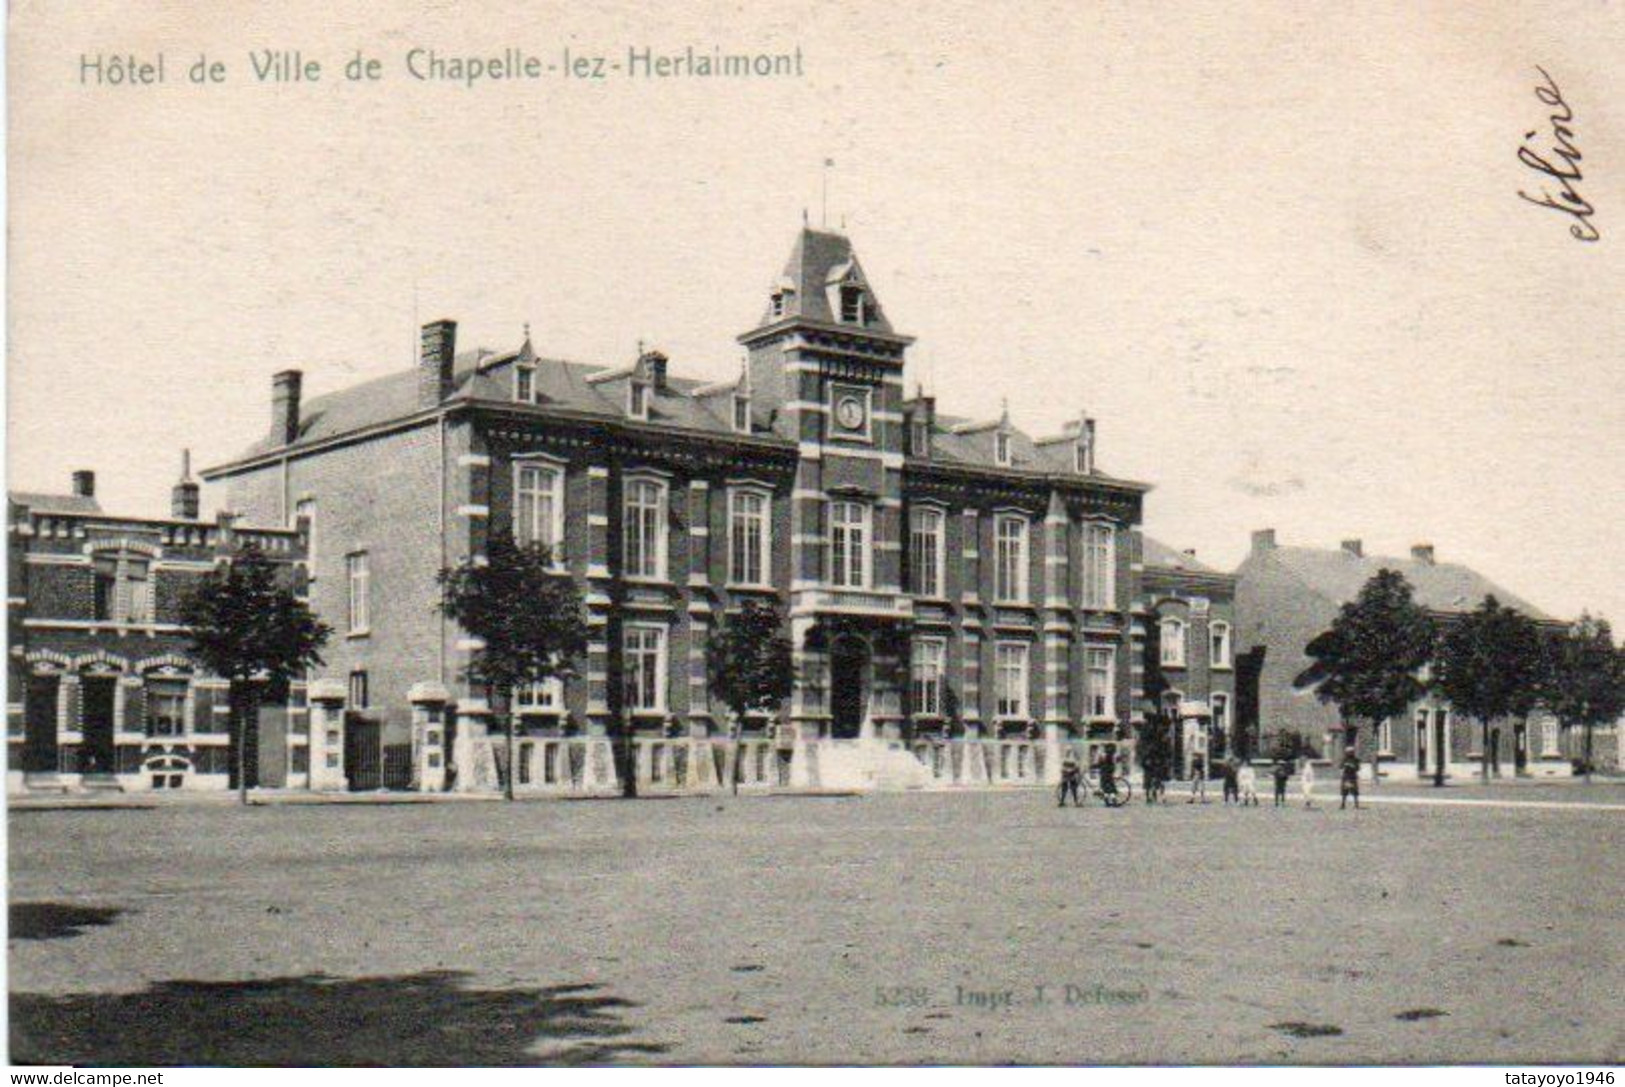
739, 226, 914, 744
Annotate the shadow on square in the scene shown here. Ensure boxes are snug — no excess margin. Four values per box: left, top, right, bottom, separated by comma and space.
8, 902, 123, 941
10, 971, 670, 1066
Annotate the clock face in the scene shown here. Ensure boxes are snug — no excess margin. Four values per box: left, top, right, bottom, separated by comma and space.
836, 395, 867, 431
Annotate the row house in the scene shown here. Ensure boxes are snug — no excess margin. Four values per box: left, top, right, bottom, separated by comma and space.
1234, 530, 1571, 781
201, 227, 1157, 793
7, 463, 310, 793
1139, 539, 1240, 777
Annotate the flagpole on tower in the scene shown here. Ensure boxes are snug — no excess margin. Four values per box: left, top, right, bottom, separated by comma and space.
822, 158, 834, 227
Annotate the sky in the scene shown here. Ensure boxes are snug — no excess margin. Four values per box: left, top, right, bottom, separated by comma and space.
9, 0, 1623, 623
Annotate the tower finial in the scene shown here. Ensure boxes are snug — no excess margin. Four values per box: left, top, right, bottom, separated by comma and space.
523, 321, 531, 342
1000, 397, 1010, 424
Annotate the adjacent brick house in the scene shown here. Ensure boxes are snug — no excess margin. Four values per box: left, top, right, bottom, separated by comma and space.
1140, 538, 1239, 777
202, 227, 1168, 793
7, 463, 310, 793
1234, 530, 1571, 781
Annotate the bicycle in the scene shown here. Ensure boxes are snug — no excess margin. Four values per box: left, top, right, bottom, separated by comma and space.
1090, 773, 1133, 807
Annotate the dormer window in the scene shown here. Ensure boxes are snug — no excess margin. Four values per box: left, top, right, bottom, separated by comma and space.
910, 418, 929, 457
732, 395, 751, 434
515, 365, 534, 403
770, 291, 787, 319
629, 382, 650, 420
839, 285, 865, 325
1074, 441, 1091, 473
995, 432, 1012, 467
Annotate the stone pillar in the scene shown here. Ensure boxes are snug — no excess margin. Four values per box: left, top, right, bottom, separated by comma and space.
453, 697, 499, 793
306, 679, 348, 792
408, 682, 451, 792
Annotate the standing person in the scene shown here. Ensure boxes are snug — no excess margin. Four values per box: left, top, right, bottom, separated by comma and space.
1222, 756, 1240, 805
1187, 752, 1208, 804
1097, 746, 1118, 804
1239, 758, 1259, 807
1272, 755, 1291, 807
1058, 749, 1082, 808
1339, 745, 1362, 810
1300, 756, 1317, 809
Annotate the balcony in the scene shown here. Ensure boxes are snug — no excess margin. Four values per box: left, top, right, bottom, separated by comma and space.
790, 586, 913, 620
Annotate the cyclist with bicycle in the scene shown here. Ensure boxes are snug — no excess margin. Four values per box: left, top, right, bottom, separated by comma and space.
1096, 746, 1120, 804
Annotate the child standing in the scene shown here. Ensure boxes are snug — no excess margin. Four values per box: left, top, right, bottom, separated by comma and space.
1339, 746, 1362, 810
1221, 756, 1240, 805
1238, 760, 1259, 806
1300, 757, 1317, 808
1187, 753, 1208, 804
1272, 756, 1291, 807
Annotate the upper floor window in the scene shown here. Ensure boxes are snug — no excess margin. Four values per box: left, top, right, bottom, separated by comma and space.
911, 637, 946, 717
93, 551, 152, 624
623, 478, 668, 581
909, 506, 945, 599
829, 500, 871, 589
628, 381, 650, 420
1159, 617, 1186, 668
515, 365, 535, 403
1081, 522, 1115, 609
993, 514, 1028, 603
514, 462, 565, 557
346, 551, 370, 635
1086, 647, 1115, 719
728, 488, 771, 588
995, 432, 1012, 467
995, 641, 1030, 719
1209, 621, 1233, 668
1211, 692, 1230, 736
909, 418, 929, 457
623, 624, 667, 713
348, 669, 370, 710
293, 498, 318, 581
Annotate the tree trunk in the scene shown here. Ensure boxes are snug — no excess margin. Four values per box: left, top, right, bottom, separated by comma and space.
1433, 712, 1445, 788
617, 719, 638, 799
233, 682, 249, 806
504, 709, 517, 802
1482, 719, 1491, 783
1584, 722, 1594, 785
730, 710, 743, 797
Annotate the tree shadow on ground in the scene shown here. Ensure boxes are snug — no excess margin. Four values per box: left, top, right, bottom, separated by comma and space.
9, 903, 122, 941
11, 972, 669, 1066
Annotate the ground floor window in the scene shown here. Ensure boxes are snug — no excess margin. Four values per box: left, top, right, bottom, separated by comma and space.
624, 625, 667, 714
1085, 648, 1114, 719
146, 680, 187, 737
911, 637, 945, 717
995, 642, 1029, 720
1377, 717, 1392, 754
1540, 716, 1560, 756
515, 678, 564, 717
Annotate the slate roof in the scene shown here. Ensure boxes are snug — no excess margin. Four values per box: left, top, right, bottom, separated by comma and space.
1141, 535, 1222, 575
1266, 545, 1551, 620
758, 227, 895, 332
8, 491, 102, 514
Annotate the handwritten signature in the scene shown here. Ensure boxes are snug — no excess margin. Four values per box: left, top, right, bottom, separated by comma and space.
1517, 67, 1598, 241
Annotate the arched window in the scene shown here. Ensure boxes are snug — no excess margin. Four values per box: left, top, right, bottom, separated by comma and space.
623, 477, 668, 581
994, 514, 1028, 603
1160, 617, 1187, 668
514, 461, 565, 557
829, 500, 871, 589
1081, 522, 1115, 609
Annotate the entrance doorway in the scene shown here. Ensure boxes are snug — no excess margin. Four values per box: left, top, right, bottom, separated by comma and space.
23, 673, 60, 773
79, 676, 117, 776
829, 636, 870, 740
345, 713, 383, 790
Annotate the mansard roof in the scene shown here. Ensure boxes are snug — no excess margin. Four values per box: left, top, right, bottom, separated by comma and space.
754, 227, 895, 333
8, 490, 103, 514
1141, 535, 1222, 575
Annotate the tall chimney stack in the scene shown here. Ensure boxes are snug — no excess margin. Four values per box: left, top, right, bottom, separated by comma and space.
172, 449, 200, 520
1251, 528, 1277, 555
272, 370, 303, 446
71, 470, 95, 498
419, 319, 458, 407
1411, 543, 1436, 565
1340, 538, 1364, 558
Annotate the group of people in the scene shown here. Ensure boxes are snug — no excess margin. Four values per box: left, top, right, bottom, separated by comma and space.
1057, 745, 1365, 810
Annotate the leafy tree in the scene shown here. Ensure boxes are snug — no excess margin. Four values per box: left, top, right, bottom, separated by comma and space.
707, 599, 794, 795
1135, 708, 1174, 789
439, 532, 589, 800
1294, 569, 1435, 788
180, 543, 331, 805
1541, 613, 1625, 783
1433, 595, 1544, 783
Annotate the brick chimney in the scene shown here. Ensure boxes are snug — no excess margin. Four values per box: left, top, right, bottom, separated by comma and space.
71, 470, 95, 498
272, 370, 303, 446
1340, 538, 1364, 558
639, 348, 668, 391
171, 449, 200, 520
1251, 528, 1276, 555
1411, 543, 1436, 565
420, 319, 458, 407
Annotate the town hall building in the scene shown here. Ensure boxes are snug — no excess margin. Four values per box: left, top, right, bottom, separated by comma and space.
203, 227, 1169, 793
